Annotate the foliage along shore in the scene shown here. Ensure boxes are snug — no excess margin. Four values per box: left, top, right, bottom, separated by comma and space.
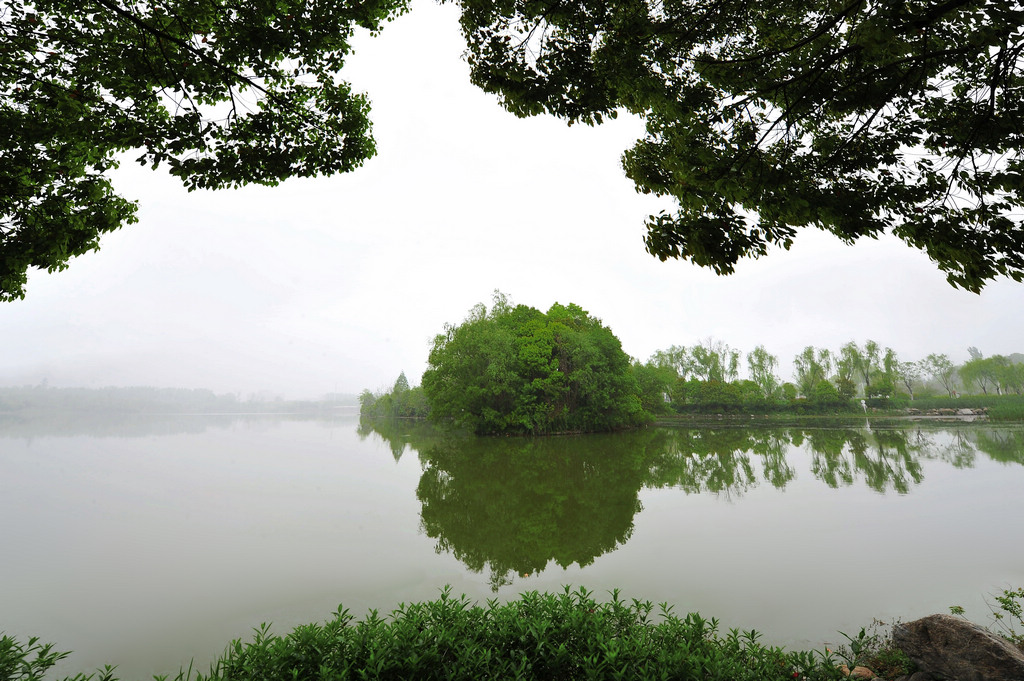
5, 587, 1023, 681
360, 294, 1024, 434
0, 588, 903, 681
362, 377, 1024, 427
649, 395, 1024, 423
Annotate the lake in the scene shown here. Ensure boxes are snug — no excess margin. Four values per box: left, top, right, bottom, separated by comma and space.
2, 412, 1023, 678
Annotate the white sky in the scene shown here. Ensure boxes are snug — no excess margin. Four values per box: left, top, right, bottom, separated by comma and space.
3, 0, 1023, 399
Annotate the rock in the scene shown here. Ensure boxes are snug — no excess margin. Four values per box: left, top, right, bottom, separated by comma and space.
839, 664, 877, 678
894, 673, 938, 681
893, 614, 1024, 681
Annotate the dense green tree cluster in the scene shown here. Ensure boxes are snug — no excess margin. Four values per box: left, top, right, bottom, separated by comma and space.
628, 360, 677, 416
421, 293, 647, 435
5, 0, 1024, 298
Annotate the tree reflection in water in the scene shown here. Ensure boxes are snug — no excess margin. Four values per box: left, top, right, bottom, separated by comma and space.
360, 418, 1024, 588
415, 429, 652, 590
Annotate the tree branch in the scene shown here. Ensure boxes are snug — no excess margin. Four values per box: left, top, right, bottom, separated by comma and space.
88, 0, 270, 97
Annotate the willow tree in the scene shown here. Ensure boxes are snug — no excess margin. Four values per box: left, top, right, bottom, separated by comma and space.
793, 346, 833, 398
925, 353, 958, 396
747, 345, 781, 400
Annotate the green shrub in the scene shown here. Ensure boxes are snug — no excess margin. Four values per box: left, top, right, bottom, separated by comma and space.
3, 588, 850, 681
988, 400, 1024, 422
0, 635, 115, 681
987, 586, 1024, 649
202, 587, 834, 680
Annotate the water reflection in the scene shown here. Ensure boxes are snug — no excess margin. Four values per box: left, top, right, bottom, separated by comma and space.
361, 419, 1024, 588
417, 428, 650, 590
643, 427, 794, 496
972, 427, 1024, 463
796, 428, 926, 493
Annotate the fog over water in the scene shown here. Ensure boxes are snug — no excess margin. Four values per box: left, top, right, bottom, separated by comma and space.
1, 0, 1023, 400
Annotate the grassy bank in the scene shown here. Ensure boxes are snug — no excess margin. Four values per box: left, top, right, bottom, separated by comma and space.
654, 393, 1024, 423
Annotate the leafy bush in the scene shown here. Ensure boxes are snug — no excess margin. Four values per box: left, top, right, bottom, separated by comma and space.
0, 635, 114, 681
990, 586, 1024, 649
950, 586, 1024, 653
3, 588, 851, 681
820, 623, 915, 680
809, 380, 844, 410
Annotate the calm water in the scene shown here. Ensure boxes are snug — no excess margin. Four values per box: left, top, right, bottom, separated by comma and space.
2, 413, 1023, 678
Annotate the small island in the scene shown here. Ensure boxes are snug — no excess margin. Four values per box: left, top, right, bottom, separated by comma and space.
364, 292, 650, 435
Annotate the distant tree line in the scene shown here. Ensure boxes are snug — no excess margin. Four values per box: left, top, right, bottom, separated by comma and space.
633, 340, 1024, 414
957, 347, 1024, 397
0, 385, 358, 414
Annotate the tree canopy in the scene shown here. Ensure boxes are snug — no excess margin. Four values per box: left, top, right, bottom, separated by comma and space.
457, 0, 1024, 291
4, 0, 1024, 298
421, 292, 647, 434
1, 0, 407, 300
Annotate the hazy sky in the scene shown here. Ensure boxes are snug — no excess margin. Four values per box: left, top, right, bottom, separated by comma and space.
3, 0, 1023, 399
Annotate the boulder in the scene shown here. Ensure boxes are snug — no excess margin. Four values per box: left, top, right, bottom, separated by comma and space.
893, 614, 1024, 681
839, 664, 877, 678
